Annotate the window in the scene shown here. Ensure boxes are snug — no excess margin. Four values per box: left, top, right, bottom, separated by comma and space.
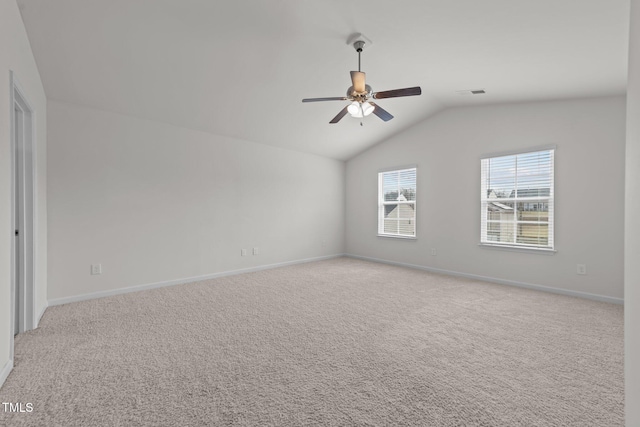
481, 149, 554, 250
378, 167, 416, 238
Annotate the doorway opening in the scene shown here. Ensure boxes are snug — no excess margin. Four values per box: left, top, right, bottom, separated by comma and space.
10, 72, 36, 349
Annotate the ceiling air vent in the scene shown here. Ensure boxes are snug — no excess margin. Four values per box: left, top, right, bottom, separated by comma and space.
456, 89, 486, 95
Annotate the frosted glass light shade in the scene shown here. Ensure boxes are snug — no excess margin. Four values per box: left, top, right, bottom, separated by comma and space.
362, 102, 375, 116
347, 101, 361, 117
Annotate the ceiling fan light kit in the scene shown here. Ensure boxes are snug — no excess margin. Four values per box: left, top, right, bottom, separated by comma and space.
347, 101, 374, 118
302, 34, 422, 124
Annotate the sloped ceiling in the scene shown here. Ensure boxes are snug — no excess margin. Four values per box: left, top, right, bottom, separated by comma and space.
18, 0, 629, 160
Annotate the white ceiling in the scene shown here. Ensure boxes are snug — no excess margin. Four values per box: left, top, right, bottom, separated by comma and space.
18, 0, 630, 160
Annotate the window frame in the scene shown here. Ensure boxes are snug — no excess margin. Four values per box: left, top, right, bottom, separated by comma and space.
377, 166, 417, 239
480, 147, 555, 252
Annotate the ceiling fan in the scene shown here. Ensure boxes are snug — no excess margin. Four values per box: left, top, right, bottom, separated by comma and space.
302, 36, 422, 124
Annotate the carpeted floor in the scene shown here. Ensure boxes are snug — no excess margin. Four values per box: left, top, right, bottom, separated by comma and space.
0, 257, 624, 426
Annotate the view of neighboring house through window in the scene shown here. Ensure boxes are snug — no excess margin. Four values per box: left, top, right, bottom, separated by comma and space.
378, 167, 417, 238
480, 148, 554, 249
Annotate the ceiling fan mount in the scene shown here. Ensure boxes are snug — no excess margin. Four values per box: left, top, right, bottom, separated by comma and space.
302, 34, 421, 124
352, 39, 366, 53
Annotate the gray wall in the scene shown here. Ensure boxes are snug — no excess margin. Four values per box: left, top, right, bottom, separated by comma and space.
47, 101, 345, 302
346, 96, 625, 300
625, 1, 640, 425
0, 0, 48, 382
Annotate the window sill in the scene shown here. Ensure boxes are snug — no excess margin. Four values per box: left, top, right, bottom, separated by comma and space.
377, 234, 417, 240
478, 243, 556, 255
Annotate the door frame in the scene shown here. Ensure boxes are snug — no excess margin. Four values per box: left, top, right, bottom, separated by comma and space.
9, 71, 37, 361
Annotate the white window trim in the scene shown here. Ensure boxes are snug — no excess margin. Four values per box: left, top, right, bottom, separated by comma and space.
480, 148, 555, 251
378, 166, 417, 239
479, 144, 557, 160
478, 243, 557, 254
377, 234, 418, 240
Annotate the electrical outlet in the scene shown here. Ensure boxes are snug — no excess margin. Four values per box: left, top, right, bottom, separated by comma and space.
91, 264, 102, 275
430, 248, 437, 256
253, 247, 259, 255
576, 264, 587, 275
241, 249, 247, 256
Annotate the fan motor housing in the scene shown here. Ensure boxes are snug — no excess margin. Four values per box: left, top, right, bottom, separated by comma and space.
347, 84, 372, 100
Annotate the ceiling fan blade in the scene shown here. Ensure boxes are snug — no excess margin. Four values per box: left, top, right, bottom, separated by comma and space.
373, 86, 422, 99
329, 106, 349, 124
370, 102, 394, 122
302, 97, 348, 103
350, 71, 366, 93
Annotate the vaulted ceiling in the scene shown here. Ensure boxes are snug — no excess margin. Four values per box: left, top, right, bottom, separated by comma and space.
18, 0, 629, 160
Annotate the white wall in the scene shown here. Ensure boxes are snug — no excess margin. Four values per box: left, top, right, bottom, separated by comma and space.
625, 1, 640, 425
346, 96, 625, 301
47, 101, 345, 301
0, 0, 47, 382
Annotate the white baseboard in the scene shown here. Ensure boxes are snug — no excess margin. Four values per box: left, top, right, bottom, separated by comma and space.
347, 254, 624, 305
47, 252, 621, 307
0, 359, 13, 389
48, 254, 345, 307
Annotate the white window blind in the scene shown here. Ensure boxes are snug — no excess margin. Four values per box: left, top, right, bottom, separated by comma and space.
480, 149, 554, 249
378, 167, 416, 238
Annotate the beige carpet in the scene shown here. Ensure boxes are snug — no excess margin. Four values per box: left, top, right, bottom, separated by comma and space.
0, 257, 623, 426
